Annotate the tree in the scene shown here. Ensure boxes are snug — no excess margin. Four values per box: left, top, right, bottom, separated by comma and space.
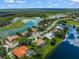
19, 37, 28, 46
16, 32, 23, 37
0, 47, 7, 57
27, 28, 32, 32
63, 27, 67, 33
54, 30, 65, 39
58, 20, 67, 26
19, 37, 32, 46
4, 55, 11, 59
34, 48, 43, 59
51, 38, 57, 46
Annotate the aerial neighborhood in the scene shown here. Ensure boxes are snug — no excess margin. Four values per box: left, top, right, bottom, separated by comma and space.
0, 9, 79, 59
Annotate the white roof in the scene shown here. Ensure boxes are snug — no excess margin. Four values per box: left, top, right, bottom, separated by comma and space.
43, 32, 54, 39
56, 26, 63, 30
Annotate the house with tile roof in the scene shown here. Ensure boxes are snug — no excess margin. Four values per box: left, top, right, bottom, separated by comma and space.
6, 35, 20, 42
33, 37, 45, 47
21, 31, 28, 36
12, 46, 28, 58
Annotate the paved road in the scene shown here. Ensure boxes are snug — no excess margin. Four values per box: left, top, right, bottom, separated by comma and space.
29, 19, 65, 39
39, 19, 65, 35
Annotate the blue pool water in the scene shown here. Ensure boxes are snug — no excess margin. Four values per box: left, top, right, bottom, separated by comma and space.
47, 27, 79, 59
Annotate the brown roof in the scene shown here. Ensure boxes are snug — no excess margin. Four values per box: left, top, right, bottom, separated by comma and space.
21, 31, 28, 36
6, 35, 20, 42
35, 38, 45, 46
31, 28, 37, 32
12, 46, 28, 58
53, 28, 62, 33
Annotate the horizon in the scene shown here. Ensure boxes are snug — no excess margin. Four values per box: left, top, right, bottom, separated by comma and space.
0, 0, 79, 9
0, 8, 79, 10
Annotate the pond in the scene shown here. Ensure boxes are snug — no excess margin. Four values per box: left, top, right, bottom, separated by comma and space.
0, 18, 41, 38
47, 27, 79, 59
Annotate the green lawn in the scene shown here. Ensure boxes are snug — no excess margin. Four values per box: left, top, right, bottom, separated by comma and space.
41, 37, 62, 59
0, 17, 14, 21
46, 11, 65, 16
30, 37, 62, 59
0, 18, 24, 30
0, 17, 38, 30
67, 20, 79, 27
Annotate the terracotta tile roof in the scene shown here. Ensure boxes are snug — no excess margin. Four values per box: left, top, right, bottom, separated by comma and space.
12, 46, 28, 58
6, 35, 20, 42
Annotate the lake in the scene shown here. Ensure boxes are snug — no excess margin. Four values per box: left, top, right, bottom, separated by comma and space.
47, 27, 79, 59
47, 41, 79, 59
0, 18, 41, 38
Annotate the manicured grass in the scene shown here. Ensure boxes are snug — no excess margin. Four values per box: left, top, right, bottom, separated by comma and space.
0, 17, 14, 21
41, 37, 62, 59
46, 11, 65, 16
67, 20, 79, 27
0, 17, 38, 30
30, 37, 62, 59
0, 19, 24, 30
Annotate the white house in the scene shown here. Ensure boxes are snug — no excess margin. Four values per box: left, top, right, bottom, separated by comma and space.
56, 24, 64, 30
43, 32, 54, 39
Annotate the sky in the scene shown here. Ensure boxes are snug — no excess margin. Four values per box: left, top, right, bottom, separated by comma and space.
0, 0, 79, 9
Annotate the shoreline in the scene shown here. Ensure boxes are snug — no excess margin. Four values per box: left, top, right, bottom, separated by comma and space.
44, 38, 63, 59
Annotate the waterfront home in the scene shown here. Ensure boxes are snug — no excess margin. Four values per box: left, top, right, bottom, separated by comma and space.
56, 24, 64, 30
12, 46, 28, 58
43, 32, 54, 40
6, 35, 20, 42
33, 37, 45, 47
53, 28, 62, 33
53, 28, 59, 33
21, 31, 28, 36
